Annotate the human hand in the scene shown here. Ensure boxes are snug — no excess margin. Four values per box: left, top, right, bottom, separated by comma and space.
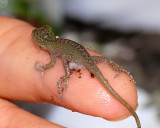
0, 16, 138, 128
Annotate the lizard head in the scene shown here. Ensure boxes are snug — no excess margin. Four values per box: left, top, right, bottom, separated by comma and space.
32, 25, 55, 50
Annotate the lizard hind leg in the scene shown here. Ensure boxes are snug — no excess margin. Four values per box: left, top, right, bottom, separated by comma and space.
91, 56, 122, 76
91, 56, 134, 81
58, 57, 72, 101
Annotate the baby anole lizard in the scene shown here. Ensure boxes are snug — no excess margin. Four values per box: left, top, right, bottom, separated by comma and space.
32, 25, 141, 128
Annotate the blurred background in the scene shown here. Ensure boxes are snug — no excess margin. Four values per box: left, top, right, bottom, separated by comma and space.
1, 0, 160, 127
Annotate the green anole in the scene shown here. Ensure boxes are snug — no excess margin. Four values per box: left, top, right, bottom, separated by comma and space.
32, 25, 141, 128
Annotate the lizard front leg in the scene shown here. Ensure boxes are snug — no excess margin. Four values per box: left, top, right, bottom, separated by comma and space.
58, 57, 72, 101
35, 54, 56, 78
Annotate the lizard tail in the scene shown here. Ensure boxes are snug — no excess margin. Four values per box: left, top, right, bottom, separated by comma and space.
93, 70, 141, 128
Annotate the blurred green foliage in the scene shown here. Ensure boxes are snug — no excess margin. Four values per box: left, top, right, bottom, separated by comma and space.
0, 0, 59, 34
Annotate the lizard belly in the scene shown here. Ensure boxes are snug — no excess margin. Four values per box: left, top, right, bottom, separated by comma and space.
69, 62, 85, 70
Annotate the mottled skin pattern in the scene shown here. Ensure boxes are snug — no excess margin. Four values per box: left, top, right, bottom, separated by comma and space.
32, 25, 141, 128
